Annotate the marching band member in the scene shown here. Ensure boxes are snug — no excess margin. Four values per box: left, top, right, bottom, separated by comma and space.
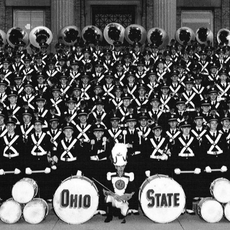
201, 115, 229, 197
6, 90, 22, 125
19, 108, 34, 144
75, 109, 92, 142
107, 113, 123, 144
166, 114, 181, 150
104, 148, 136, 223
171, 121, 201, 214
0, 117, 24, 200
25, 116, 52, 199
87, 124, 113, 215
0, 112, 7, 138
0, 80, 9, 108
145, 122, 171, 175
191, 112, 207, 146
48, 86, 66, 118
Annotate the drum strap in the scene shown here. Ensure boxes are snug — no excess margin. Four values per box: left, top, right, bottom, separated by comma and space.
21, 125, 34, 139
182, 92, 196, 108
150, 138, 165, 158
191, 129, 206, 141
178, 137, 195, 157
0, 94, 7, 103
0, 127, 8, 138
50, 98, 62, 116
47, 130, 62, 147
31, 133, 47, 156
3, 135, 20, 158
60, 139, 77, 161
76, 124, 91, 142
166, 130, 180, 141
108, 129, 122, 142
206, 133, 223, 155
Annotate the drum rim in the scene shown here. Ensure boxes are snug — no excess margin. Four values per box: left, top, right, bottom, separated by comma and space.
52, 176, 99, 224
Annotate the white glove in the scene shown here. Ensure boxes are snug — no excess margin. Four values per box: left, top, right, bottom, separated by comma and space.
194, 168, 201, 174
205, 166, 212, 173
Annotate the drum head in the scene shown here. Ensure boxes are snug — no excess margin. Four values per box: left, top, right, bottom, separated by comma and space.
0, 199, 22, 224
139, 175, 186, 223
53, 176, 99, 224
12, 178, 38, 204
23, 198, 49, 224
198, 198, 223, 223
210, 178, 230, 203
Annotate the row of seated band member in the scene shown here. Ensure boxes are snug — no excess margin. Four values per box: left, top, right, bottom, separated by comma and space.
0, 106, 229, 216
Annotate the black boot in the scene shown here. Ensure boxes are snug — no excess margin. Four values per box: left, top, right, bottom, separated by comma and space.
104, 203, 113, 223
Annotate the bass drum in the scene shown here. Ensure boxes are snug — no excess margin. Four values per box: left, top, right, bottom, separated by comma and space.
197, 197, 223, 223
210, 178, 230, 203
139, 174, 186, 223
53, 175, 99, 224
23, 198, 49, 224
0, 198, 22, 224
224, 202, 230, 221
12, 178, 38, 204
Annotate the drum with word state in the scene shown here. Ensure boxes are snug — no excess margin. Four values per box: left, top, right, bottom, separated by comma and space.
197, 197, 223, 223
139, 174, 186, 223
23, 198, 49, 224
0, 198, 22, 224
224, 202, 230, 221
12, 178, 38, 204
210, 178, 230, 203
53, 175, 99, 224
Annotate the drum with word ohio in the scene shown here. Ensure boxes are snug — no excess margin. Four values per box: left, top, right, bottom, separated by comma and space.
139, 174, 186, 223
12, 178, 38, 204
197, 197, 223, 223
210, 178, 230, 203
23, 198, 49, 224
53, 175, 99, 224
0, 198, 22, 224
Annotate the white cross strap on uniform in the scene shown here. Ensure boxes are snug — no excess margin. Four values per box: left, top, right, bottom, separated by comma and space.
60, 139, 77, 162
31, 133, 47, 156
205, 133, 223, 155
50, 98, 62, 116
178, 136, 195, 157
20, 124, 34, 140
108, 129, 122, 143
48, 130, 62, 147
166, 130, 180, 142
3, 135, 20, 158
0, 128, 8, 138
191, 129, 206, 141
76, 124, 91, 142
150, 138, 165, 159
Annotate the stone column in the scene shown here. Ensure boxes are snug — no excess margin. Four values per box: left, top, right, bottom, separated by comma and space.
51, 0, 75, 45
153, 0, 177, 42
